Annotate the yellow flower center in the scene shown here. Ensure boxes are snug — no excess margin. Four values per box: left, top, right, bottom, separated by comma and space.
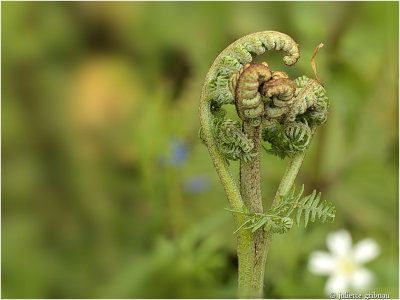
338, 257, 357, 275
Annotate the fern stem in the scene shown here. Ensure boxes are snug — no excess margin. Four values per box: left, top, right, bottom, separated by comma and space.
240, 122, 263, 213
200, 93, 260, 299
199, 101, 244, 213
237, 121, 268, 299
272, 152, 307, 207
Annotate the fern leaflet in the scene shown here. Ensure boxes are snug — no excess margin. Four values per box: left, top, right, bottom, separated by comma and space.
228, 185, 335, 234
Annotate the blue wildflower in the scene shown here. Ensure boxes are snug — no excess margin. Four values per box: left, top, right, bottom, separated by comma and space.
158, 137, 189, 167
183, 176, 210, 194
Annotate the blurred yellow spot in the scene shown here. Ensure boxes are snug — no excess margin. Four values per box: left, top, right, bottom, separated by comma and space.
68, 55, 144, 162
69, 55, 143, 132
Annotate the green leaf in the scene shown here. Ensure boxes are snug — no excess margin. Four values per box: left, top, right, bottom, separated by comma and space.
233, 218, 254, 234
251, 216, 268, 233
277, 185, 335, 228
229, 184, 335, 235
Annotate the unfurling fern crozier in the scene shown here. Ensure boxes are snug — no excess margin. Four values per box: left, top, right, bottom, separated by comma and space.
199, 30, 335, 298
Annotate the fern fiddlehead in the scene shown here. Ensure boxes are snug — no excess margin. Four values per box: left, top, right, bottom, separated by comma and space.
230, 62, 271, 127
199, 31, 334, 298
262, 71, 296, 110
261, 75, 330, 158
199, 31, 300, 210
262, 120, 312, 158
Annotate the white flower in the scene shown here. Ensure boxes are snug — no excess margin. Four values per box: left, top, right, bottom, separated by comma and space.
308, 229, 380, 295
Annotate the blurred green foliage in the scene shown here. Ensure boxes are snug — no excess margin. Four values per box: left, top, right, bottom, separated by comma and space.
2, 1, 398, 298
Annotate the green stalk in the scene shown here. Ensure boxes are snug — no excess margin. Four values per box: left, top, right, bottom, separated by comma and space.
272, 152, 306, 207
199, 99, 253, 295
237, 150, 307, 298
199, 99, 267, 298
237, 121, 267, 299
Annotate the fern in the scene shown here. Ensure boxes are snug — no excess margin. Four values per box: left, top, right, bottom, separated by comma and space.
229, 185, 335, 234
226, 208, 294, 234
199, 32, 332, 297
274, 185, 336, 227
262, 121, 312, 159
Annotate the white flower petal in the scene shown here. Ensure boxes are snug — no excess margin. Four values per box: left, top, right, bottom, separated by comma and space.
350, 267, 374, 291
327, 229, 353, 257
353, 238, 380, 264
324, 274, 348, 294
308, 251, 335, 275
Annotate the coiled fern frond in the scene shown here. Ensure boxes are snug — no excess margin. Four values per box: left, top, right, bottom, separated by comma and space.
200, 118, 257, 164
288, 76, 330, 126
262, 121, 312, 159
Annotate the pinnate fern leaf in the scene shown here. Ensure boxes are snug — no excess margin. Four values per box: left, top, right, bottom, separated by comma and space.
228, 184, 335, 234
280, 185, 336, 227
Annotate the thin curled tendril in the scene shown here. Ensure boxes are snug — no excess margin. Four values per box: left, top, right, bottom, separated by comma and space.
311, 43, 324, 86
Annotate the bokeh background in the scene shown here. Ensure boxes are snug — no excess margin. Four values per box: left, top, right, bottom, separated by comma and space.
2, 1, 398, 299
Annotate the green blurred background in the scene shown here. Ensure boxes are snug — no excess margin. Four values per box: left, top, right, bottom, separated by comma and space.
2, 1, 398, 298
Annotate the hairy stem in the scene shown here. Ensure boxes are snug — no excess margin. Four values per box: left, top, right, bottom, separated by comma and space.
240, 122, 263, 213
272, 152, 307, 207
199, 99, 257, 297
199, 102, 244, 213
237, 122, 268, 298
200, 102, 256, 298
